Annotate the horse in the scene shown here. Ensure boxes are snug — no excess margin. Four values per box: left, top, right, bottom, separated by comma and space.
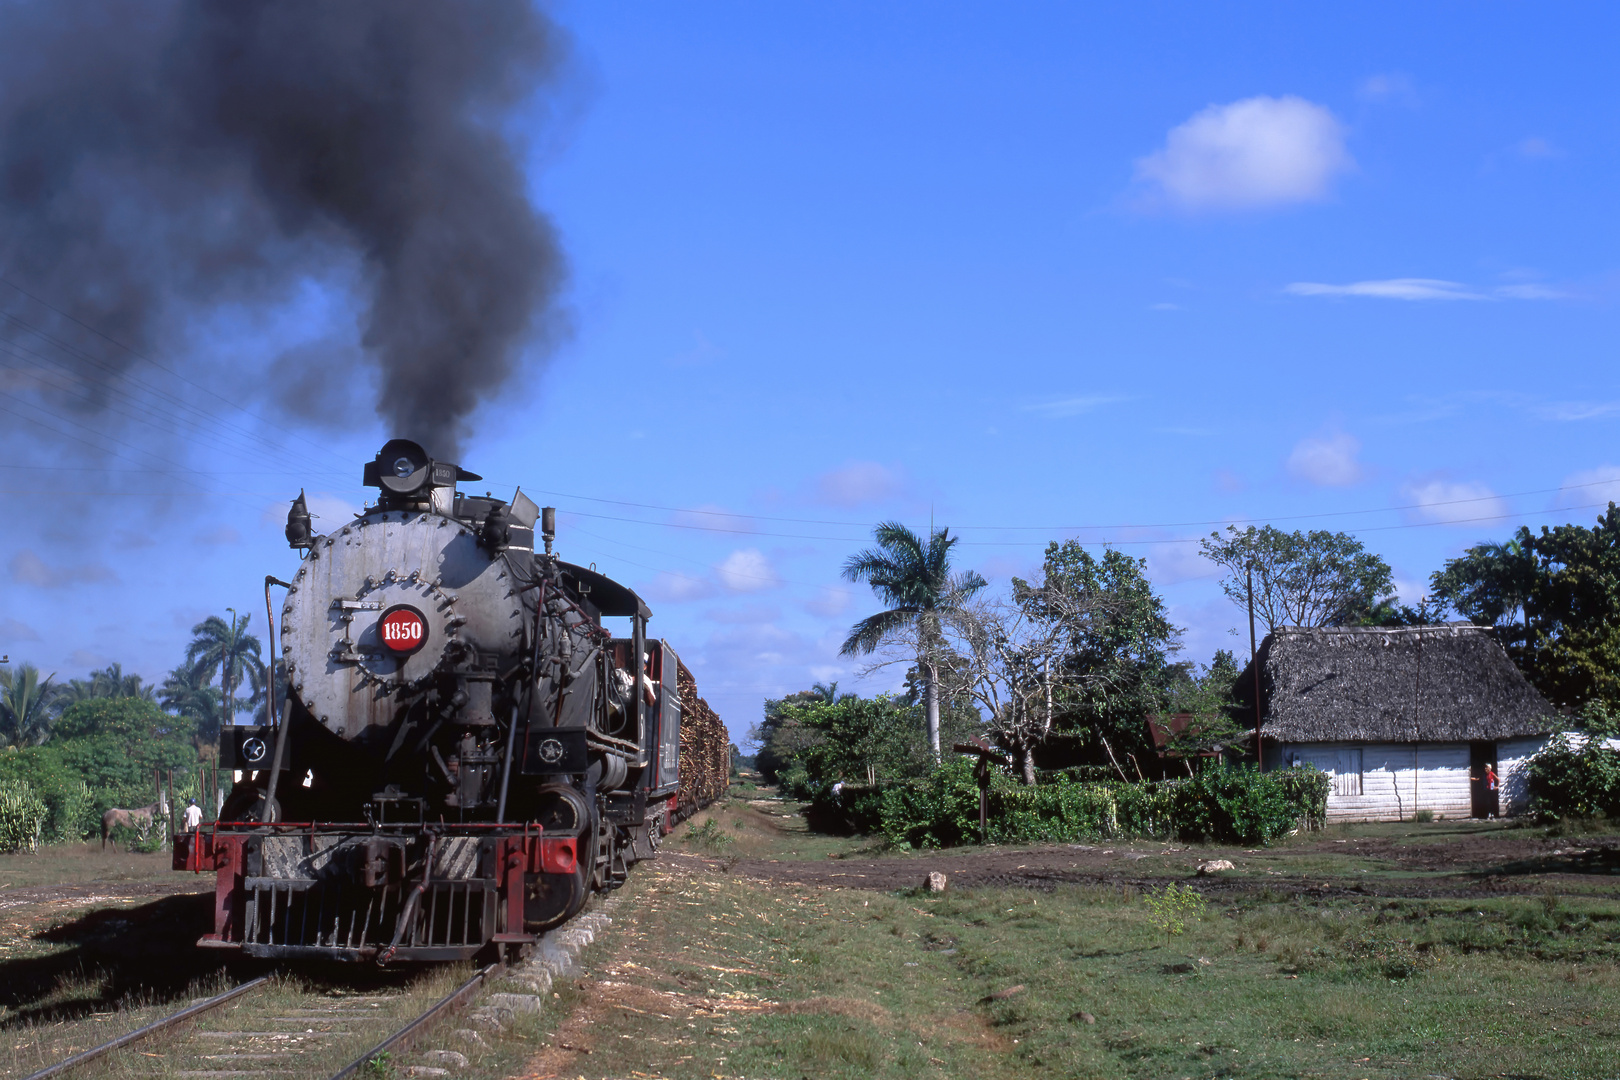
101, 802, 161, 851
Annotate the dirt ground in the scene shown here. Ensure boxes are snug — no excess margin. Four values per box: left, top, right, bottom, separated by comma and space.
664, 825, 1620, 900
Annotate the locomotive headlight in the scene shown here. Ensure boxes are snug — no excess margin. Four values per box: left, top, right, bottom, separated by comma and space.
393, 456, 416, 478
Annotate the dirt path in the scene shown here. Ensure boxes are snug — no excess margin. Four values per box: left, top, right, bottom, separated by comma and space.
0, 878, 208, 914
664, 829, 1620, 900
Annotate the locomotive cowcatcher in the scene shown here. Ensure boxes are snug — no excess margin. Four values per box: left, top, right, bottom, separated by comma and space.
175, 439, 700, 962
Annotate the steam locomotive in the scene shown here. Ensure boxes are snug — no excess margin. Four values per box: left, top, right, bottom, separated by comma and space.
175, 439, 728, 962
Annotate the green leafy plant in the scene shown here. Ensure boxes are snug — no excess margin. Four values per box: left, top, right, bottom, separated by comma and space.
1527, 732, 1620, 820
681, 817, 734, 853
1166, 765, 1328, 845
1143, 882, 1206, 937
0, 779, 48, 853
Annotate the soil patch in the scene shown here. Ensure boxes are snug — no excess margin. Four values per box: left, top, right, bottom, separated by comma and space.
665, 826, 1620, 901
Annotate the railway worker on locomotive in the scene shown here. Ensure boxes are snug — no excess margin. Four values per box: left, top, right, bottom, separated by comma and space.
177, 440, 720, 963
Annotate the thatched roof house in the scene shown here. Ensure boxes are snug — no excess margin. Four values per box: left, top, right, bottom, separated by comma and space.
1238, 624, 1557, 743
1235, 625, 1558, 821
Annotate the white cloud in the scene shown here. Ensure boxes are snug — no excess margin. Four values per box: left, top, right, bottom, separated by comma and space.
1286, 278, 1485, 301
715, 549, 781, 593
1146, 541, 1220, 586
1024, 395, 1128, 419
1399, 479, 1509, 525
802, 585, 852, 618
10, 550, 117, 588
1286, 432, 1364, 487
1390, 576, 1430, 606
1535, 401, 1620, 422
642, 571, 715, 603
814, 461, 904, 508
1496, 283, 1567, 300
1357, 73, 1417, 105
1135, 95, 1351, 212
1286, 278, 1566, 302
1557, 466, 1620, 510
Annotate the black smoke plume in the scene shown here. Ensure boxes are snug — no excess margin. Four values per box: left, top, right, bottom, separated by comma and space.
0, 0, 567, 458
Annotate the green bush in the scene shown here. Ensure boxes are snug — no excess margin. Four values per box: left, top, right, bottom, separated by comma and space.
0, 748, 102, 843
879, 758, 983, 849
1527, 733, 1620, 820
813, 760, 1328, 849
1168, 765, 1329, 845
0, 779, 48, 853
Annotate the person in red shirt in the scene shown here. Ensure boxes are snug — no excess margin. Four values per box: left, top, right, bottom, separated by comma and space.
1485, 764, 1498, 791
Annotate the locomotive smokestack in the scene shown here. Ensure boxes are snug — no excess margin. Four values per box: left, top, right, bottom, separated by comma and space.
541, 507, 556, 557
0, 0, 569, 458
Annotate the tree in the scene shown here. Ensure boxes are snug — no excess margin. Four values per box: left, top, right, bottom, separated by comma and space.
185, 610, 264, 729
1021, 542, 1181, 772
1159, 650, 1246, 764
1430, 525, 1537, 648
0, 663, 57, 747
1200, 525, 1395, 633
51, 698, 198, 815
751, 683, 856, 784
949, 588, 1075, 784
774, 695, 934, 793
1519, 505, 1620, 708
841, 522, 987, 761
162, 664, 224, 751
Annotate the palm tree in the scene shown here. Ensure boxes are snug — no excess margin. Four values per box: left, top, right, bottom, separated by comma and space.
88, 663, 157, 700
0, 663, 57, 747
185, 609, 264, 731
841, 521, 987, 761
54, 677, 99, 710
161, 664, 224, 750
810, 681, 856, 704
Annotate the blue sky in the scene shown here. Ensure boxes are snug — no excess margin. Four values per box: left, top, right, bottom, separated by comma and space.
4, 2, 1619, 747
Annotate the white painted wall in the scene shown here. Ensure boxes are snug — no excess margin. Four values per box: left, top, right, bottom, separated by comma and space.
1497, 735, 1549, 818
1275, 741, 1472, 822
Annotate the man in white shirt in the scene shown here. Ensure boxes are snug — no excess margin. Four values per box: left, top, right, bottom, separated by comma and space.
182, 798, 204, 832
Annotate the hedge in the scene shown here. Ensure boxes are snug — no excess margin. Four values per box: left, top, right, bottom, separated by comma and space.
810, 760, 1329, 848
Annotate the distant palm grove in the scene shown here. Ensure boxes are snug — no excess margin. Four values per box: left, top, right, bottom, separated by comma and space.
0, 610, 270, 851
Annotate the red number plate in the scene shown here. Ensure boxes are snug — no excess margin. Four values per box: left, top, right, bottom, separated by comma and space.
378, 606, 427, 654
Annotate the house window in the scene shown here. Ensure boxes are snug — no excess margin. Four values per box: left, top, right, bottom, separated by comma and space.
1334, 748, 1363, 797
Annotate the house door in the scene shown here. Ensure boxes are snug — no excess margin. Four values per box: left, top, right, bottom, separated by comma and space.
1470, 741, 1498, 818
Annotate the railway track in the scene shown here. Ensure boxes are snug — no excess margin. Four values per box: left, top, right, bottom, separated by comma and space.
16, 902, 616, 1080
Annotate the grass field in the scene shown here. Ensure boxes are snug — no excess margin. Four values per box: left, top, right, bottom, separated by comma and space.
3, 796, 1619, 1079
517, 792, 1620, 1080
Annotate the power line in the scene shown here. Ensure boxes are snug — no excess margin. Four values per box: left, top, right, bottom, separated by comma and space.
517, 473, 1620, 535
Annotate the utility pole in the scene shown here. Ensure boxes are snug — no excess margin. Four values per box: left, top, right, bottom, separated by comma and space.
1247, 558, 1263, 772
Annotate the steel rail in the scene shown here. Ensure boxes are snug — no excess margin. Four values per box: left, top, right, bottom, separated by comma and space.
20, 976, 272, 1080
327, 960, 503, 1080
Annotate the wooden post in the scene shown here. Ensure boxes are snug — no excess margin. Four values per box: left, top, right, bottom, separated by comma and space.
953, 742, 1009, 846
167, 769, 176, 849
1248, 559, 1263, 772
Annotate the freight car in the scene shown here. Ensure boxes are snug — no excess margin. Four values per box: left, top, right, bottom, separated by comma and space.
175, 440, 729, 962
